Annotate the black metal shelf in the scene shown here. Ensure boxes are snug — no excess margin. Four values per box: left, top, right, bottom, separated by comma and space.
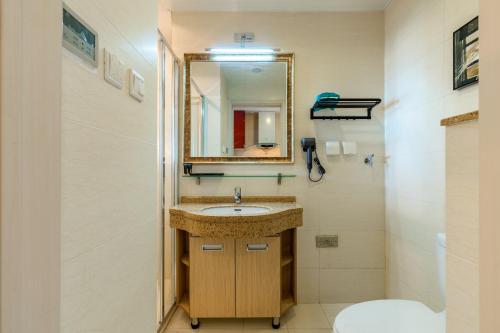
310, 98, 382, 120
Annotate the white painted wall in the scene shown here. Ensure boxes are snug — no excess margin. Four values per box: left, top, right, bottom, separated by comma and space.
61, 1, 159, 332
173, 12, 386, 303
385, 0, 479, 310
1, 0, 62, 332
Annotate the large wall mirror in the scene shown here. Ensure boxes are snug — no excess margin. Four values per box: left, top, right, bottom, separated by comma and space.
184, 53, 294, 164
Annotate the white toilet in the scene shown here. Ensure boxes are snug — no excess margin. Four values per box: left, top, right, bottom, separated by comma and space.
333, 233, 446, 333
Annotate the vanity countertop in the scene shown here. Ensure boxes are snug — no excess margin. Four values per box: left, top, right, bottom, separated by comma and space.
441, 110, 479, 126
170, 196, 303, 238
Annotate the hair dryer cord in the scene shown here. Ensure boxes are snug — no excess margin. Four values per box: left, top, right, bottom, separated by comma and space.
308, 150, 325, 182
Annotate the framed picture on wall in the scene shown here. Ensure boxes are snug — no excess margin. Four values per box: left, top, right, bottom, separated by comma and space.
453, 17, 479, 90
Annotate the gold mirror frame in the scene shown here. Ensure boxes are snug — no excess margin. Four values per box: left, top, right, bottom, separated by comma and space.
183, 53, 294, 164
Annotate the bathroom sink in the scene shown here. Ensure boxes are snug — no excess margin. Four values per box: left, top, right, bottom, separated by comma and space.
170, 196, 303, 238
200, 205, 272, 215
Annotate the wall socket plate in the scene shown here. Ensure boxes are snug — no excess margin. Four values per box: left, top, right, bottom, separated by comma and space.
316, 235, 339, 248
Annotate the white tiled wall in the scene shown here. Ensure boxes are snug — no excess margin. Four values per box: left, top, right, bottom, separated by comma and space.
446, 121, 479, 333
61, 0, 159, 332
172, 12, 386, 304
385, 0, 479, 310
1, 0, 62, 331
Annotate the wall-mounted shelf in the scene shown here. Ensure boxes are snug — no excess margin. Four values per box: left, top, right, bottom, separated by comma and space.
310, 98, 382, 120
182, 173, 296, 185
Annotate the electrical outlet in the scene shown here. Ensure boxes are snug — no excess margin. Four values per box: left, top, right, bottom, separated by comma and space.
316, 235, 339, 248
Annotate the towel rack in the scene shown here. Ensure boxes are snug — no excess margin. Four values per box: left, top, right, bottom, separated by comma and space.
310, 98, 382, 120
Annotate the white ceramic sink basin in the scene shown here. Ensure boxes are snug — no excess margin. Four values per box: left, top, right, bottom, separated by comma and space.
200, 205, 272, 215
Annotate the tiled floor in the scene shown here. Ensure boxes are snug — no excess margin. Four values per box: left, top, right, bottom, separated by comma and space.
165, 303, 353, 333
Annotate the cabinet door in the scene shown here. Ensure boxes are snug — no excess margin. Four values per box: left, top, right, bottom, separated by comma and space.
190, 237, 235, 318
236, 237, 281, 318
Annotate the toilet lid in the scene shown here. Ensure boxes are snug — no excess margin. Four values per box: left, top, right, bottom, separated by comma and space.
334, 300, 445, 333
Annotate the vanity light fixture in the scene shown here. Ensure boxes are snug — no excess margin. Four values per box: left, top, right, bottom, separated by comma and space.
212, 54, 275, 62
205, 48, 279, 54
206, 47, 280, 61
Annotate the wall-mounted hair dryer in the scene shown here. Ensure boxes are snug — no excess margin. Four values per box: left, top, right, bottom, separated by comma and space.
301, 138, 316, 173
301, 138, 326, 182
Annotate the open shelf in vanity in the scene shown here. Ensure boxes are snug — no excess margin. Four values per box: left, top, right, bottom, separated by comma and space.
176, 230, 190, 314
279, 228, 297, 315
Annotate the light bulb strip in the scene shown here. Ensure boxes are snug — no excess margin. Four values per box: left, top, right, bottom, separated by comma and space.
211, 54, 276, 62
206, 48, 279, 55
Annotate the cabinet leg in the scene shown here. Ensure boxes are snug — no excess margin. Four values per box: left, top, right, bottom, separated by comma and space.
191, 318, 200, 329
272, 317, 280, 329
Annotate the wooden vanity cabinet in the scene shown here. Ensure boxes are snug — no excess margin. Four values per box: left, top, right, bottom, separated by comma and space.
176, 229, 297, 325
236, 236, 281, 317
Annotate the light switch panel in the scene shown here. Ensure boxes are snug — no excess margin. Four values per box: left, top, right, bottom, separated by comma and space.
129, 69, 145, 102
104, 49, 124, 89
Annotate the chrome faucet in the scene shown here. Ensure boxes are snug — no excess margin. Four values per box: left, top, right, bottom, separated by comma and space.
234, 186, 242, 204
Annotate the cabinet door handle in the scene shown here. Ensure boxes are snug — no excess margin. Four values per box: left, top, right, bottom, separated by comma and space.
247, 244, 269, 252
201, 244, 224, 252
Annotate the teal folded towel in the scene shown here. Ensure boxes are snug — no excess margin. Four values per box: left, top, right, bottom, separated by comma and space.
313, 92, 341, 112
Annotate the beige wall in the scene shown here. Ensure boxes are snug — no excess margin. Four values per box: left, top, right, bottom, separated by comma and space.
385, 0, 479, 311
159, 7, 173, 45
479, 0, 500, 332
1, 0, 62, 332
445, 121, 479, 333
173, 12, 386, 303
61, 1, 159, 332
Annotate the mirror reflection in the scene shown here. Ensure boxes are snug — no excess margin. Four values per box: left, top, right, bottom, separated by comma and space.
190, 61, 288, 158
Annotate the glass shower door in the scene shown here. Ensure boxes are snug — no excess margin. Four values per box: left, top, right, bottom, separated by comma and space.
158, 34, 179, 326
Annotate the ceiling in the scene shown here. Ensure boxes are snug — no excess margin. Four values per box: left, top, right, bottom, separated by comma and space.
160, 0, 391, 12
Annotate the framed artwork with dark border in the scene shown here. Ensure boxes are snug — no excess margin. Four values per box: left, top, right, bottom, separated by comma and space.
453, 17, 479, 90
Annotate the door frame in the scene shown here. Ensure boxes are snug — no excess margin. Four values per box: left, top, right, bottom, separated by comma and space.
157, 31, 180, 328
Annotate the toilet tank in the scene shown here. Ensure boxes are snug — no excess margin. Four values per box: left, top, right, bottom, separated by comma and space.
436, 233, 446, 306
